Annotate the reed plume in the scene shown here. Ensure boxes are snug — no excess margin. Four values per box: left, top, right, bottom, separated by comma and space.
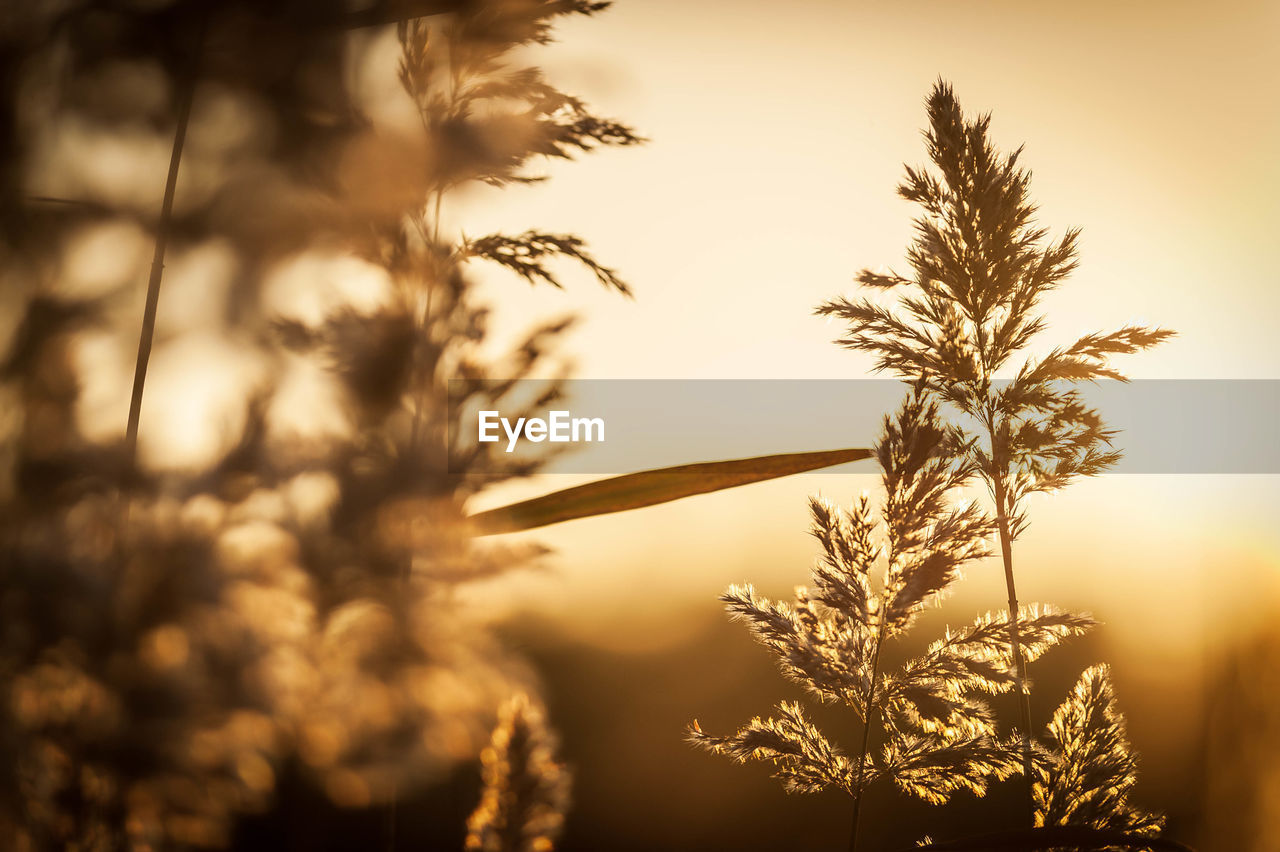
466, 693, 571, 852
689, 388, 1093, 851
817, 80, 1174, 820
1034, 665, 1164, 847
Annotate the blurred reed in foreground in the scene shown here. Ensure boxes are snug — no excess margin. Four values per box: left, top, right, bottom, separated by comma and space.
0, 1, 637, 847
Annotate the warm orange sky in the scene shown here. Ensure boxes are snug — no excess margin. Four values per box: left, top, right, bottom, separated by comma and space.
357, 1, 1280, 679
428, 0, 1280, 383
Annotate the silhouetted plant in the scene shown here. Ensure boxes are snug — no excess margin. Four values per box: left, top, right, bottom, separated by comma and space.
689, 389, 1093, 851
817, 80, 1174, 819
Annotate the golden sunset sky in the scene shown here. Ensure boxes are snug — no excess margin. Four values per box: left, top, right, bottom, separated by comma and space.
447, 0, 1280, 381
386, 0, 1280, 729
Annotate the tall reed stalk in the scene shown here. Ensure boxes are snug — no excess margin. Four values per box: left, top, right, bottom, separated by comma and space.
818, 80, 1174, 821
847, 631, 884, 852
986, 445, 1035, 817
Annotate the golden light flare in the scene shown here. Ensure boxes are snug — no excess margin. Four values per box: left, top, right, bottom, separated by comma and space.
260, 251, 395, 330
135, 334, 265, 472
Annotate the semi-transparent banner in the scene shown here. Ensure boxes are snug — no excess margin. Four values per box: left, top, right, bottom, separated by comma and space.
448, 380, 1280, 474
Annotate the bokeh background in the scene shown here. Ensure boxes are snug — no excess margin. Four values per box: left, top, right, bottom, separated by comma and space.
3, 0, 1277, 849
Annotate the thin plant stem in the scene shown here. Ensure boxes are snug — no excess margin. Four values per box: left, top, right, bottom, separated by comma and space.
987, 422, 1035, 827
124, 16, 206, 470
849, 629, 886, 852
976, 307, 1035, 825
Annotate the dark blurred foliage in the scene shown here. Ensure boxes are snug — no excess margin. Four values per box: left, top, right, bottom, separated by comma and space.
0, 1, 635, 848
